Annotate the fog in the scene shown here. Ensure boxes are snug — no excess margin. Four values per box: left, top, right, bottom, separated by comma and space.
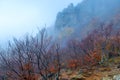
0, 0, 83, 48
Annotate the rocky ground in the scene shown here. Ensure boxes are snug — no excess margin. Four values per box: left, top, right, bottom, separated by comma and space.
60, 57, 120, 80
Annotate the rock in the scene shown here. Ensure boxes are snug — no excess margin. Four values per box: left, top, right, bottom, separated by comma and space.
117, 64, 120, 68
102, 77, 112, 80
82, 71, 93, 77
55, 0, 120, 40
77, 69, 83, 74
82, 69, 88, 73
60, 78, 69, 80
99, 67, 111, 72
108, 74, 113, 78
70, 77, 86, 80
71, 74, 86, 80
113, 74, 120, 80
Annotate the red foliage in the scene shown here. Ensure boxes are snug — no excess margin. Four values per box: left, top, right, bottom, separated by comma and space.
84, 51, 101, 66
67, 59, 78, 69
48, 65, 57, 73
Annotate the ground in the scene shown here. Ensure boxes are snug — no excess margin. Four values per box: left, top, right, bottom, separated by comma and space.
60, 57, 120, 80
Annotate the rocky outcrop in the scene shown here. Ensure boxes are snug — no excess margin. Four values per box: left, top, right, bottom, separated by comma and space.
55, 0, 120, 38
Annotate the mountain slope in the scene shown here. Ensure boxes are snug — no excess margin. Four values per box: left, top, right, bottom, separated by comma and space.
54, 0, 120, 38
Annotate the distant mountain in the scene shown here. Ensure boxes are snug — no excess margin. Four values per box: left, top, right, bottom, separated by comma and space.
54, 0, 120, 38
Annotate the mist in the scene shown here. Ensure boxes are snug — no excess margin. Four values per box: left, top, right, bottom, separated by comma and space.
0, 0, 83, 48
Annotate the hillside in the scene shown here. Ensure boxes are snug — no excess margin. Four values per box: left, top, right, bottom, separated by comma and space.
55, 0, 120, 38
59, 56, 120, 80
0, 0, 120, 80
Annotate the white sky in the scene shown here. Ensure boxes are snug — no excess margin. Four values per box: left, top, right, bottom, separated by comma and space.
0, 0, 83, 47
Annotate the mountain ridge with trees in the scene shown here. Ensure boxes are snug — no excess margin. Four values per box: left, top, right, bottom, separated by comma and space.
0, 0, 120, 80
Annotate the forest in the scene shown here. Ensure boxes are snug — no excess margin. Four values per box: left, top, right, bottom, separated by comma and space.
0, 0, 120, 80
0, 20, 120, 80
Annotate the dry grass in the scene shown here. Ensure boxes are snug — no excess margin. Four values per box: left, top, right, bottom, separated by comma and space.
59, 56, 120, 80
